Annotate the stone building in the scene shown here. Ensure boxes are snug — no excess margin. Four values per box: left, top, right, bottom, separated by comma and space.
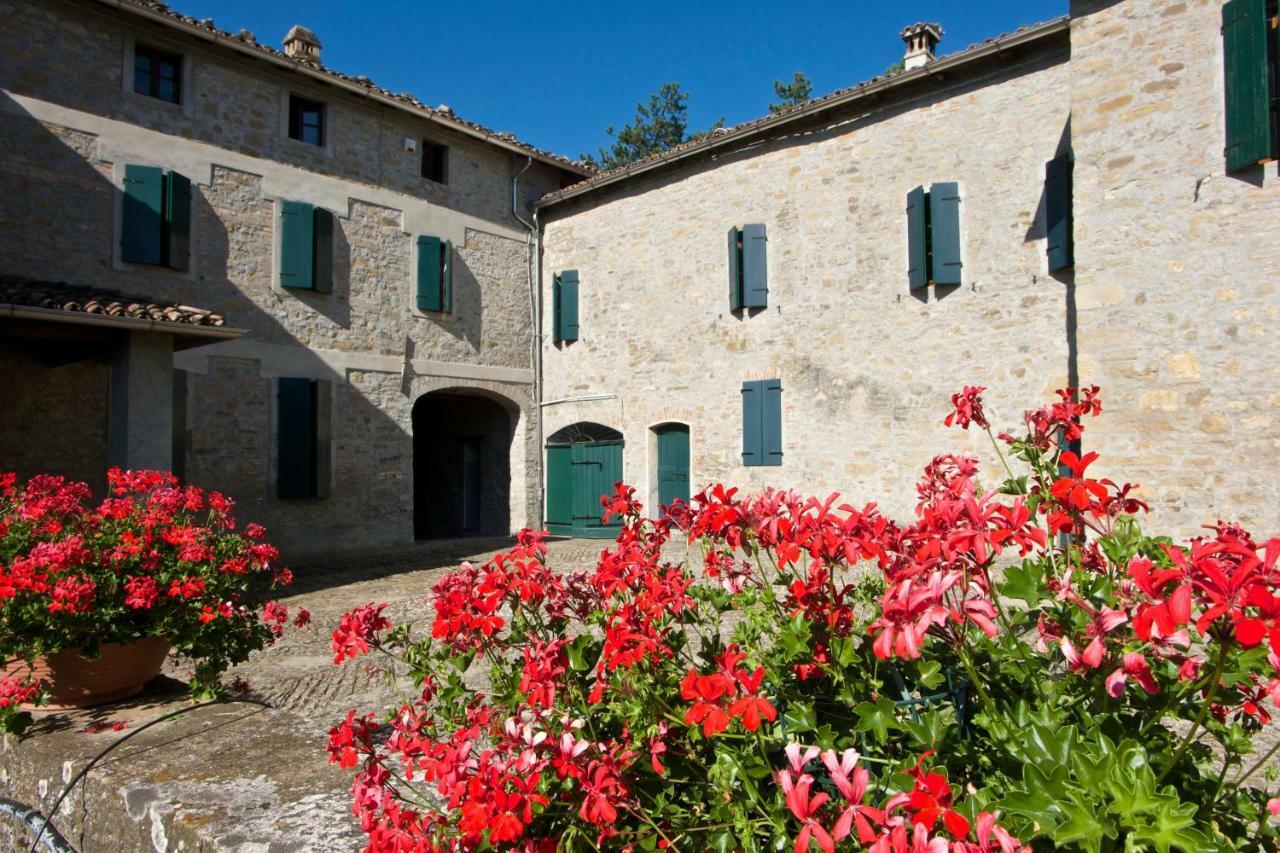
0, 0, 587, 554
537, 0, 1280, 540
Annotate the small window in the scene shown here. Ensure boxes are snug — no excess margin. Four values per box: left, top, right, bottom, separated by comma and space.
134, 44, 181, 104
727, 224, 767, 311
277, 378, 332, 500
1222, 0, 1280, 171
288, 95, 325, 146
741, 379, 782, 467
416, 235, 453, 312
121, 164, 191, 270
421, 140, 448, 183
906, 183, 962, 290
553, 270, 579, 342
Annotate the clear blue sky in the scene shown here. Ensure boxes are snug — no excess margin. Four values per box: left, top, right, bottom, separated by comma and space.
176, 0, 1067, 159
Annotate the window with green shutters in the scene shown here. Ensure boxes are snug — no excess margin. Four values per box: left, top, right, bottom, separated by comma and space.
276, 378, 332, 500
1222, 0, 1278, 172
741, 379, 782, 467
906, 183, 962, 289
1045, 153, 1074, 271
121, 164, 191, 270
416, 235, 453, 312
727, 224, 767, 310
279, 201, 334, 293
553, 270, 579, 342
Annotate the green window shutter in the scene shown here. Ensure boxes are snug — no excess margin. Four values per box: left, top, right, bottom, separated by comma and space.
162, 170, 191, 271
929, 182, 963, 286
906, 185, 928, 290
122, 164, 164, 265
741, 380, 763, 466
1045, 154, 1074, 271
560, 270, 579, 341
742, 223, 768, 308
280, 201, 315, 290
313, 208, 334, 294
1223, 0, 1271, 172
442, 239, 453, 313
761, 379, 783, 466
417, 235, 442, 311
727, 227, 743, 310
552, 273, 563, 341
277, 377, 316, 499
314, 380, 332, 499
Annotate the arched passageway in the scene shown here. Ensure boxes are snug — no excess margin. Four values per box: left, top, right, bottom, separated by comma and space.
413, 390, 513, 540
545, 422, 623, 539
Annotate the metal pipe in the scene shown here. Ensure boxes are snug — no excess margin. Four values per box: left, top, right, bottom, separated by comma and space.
540, 394, 619, 407
511, 155, 544, 529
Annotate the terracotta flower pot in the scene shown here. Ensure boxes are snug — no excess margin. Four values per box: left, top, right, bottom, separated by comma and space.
4, 637, 170, 710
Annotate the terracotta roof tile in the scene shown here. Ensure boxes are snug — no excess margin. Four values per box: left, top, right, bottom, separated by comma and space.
0, 275, 225, 327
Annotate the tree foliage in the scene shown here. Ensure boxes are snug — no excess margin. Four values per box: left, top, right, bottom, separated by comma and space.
769, 71, 813, 113
583, 82, 722, 171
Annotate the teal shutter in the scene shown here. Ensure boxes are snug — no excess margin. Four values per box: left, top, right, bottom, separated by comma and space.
552, 273, 563, 341
1045, 154, 1074, 271
742, 224, 768, 308
742, 381, 763, 466
1223, 0, 1271, 172
417, 235, 442, 311
656, 427, 690, 508
314, 380, 332, 499
761, 379, 783, 466
277, 377, 316, 499
442, 239, 453, 313
162, 170, 191, 271
906, 186, 928, 290
313, 208, 334, 294
728, 227, 743, 310
122, 164, 164, 265
559, 270, 579, 341
280, 201, 315, 289
929, 182, 962, 286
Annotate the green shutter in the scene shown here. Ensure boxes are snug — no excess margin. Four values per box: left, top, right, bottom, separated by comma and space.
122, 164, 164, 265
906, 186, 928, 290
545, 444, 573, 528
277, 377, 316, 499
313, 208, 334, 294
314, 380, 332, 499
929, 182, 962, 286
742, 223, 768, 308
552, 273, 563, 341
742, 381, 763, 466
1223, 0, 1271, 172
761, 379, 783, 466
728, 226, 743, 310
1045, 154, 1074, 271
162, 170, 191, 271
280, 201, 315, 290
657, 426, 691, 508
442, 239, 453, 313
560, 270, 579, 341
417, 235, 442, 311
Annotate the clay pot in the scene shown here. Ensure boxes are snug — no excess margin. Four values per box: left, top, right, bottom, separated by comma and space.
4, 637, 170, 710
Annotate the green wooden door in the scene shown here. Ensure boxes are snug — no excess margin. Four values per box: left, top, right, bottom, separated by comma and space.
656, 426, 690, 510
545, 445, 574, 533
546, 438, 623, 538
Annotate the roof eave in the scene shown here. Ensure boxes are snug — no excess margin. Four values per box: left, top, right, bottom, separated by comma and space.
538, 16, 1070, 208
1, 302, 247, 342
93, 0, 591, 177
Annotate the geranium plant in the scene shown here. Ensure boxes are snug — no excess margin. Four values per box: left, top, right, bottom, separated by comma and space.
0, 468, 306, 732
328, 387, 1280, 851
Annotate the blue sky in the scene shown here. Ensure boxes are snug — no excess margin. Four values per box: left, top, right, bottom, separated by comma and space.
176, 0, 1067, 159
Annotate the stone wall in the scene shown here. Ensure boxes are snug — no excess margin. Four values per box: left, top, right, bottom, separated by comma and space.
540, 42, 1074, 522
1068, 0, 1280, 537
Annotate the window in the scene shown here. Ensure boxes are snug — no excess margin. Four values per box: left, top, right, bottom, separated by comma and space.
1222, 0, 1279, 171
727, 224, 767, 310
906, 183, 962, 290
279, 201, 334, 292
421, 140, 448, 183
1045, 154, 1074, 271
416, 235, 453, 312
277, 378, 332, 500
288, 95, 325, 146
121, 164, 191, 270
553, 270, 579, 342
133, 44, 181, 104
741, 379, 782, 467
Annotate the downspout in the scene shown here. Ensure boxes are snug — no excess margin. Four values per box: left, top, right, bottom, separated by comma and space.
512, 156, 544, 530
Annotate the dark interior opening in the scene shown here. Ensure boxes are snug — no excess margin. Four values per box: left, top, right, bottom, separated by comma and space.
412, 391, 512, 540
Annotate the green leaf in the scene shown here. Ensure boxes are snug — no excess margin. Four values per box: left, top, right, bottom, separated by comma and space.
854, 696, 900, 743
566, 635, 596, 672
1000, 561, 1046, 605
782, 699, 816, 734
1054, 797, 1109, 853
777, 613, 812, 660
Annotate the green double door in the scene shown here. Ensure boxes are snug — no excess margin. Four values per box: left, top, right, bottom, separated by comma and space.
656, 425, 690, 509
546, 440, 624, 538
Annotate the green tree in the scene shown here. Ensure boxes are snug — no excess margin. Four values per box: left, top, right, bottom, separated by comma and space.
583, 82, 723, 171
769, 71, 813, 113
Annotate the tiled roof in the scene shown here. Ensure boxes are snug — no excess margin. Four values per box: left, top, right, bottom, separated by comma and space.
0, 275, 226, 327
539, 16, 1069, 206
108, 1, 592, 176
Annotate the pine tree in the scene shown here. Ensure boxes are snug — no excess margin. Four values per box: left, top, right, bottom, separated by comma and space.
768, 71, 813, 114
582, 83, 723, 171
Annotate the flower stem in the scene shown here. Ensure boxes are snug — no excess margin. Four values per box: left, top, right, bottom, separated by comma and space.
1233, 737, 1280, 788
1155, 643, 1228, 786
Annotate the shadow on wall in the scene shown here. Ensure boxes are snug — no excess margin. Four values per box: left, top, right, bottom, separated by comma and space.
0, 91, 515, 560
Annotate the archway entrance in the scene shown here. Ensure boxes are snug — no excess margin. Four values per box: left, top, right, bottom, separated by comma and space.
545, 422, 623, 538
413, 391, 513, 540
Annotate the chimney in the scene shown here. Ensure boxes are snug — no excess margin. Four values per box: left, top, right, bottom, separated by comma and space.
283, 25, 322, 61
900, 23, 943, 70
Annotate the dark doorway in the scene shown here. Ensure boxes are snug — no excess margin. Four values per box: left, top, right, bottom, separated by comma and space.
412, 391, 513, 540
